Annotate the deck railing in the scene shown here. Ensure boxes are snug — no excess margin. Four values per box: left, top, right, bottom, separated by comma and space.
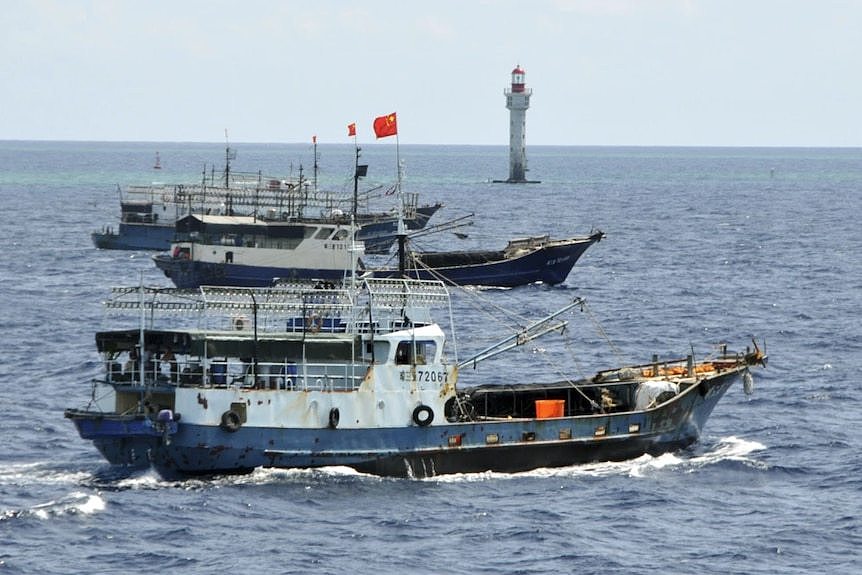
105, 357, 366, 392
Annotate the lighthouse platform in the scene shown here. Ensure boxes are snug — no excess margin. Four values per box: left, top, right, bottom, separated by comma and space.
492, 177, 542, 184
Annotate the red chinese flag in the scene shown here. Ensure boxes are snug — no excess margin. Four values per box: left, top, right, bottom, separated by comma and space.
347, 123, 356, 137
373, 113, 398, 139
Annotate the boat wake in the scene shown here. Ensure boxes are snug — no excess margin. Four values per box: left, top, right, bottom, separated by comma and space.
110, 465, 377, 490
684, 435, 768, 471
428, 436, 767, 482
0, 436, 766, 498
213, 440, 765, 485
2, 459, 379, 497
0, 461, 92, 487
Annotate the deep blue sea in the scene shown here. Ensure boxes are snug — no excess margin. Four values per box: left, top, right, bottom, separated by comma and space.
1, 141, 859, 574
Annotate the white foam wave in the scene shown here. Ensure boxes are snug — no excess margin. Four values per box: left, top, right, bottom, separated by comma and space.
75, 493, 107, 515
0, 461, 92, 487
686, 435, 767, 470
27, 492, 106, 520
106, 464, 378, 491
427, 456, 666, 483
218, 465, 377, 486
113, 468, 167, 490
429, 436, 767, 482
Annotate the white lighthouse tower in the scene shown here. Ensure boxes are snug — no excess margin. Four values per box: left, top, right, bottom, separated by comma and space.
500, 65, 538, 184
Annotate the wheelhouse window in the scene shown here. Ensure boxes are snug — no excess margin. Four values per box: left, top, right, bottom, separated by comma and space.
394, 340, 437, 365
314, 227, 334, 240
368, 341, 390, 364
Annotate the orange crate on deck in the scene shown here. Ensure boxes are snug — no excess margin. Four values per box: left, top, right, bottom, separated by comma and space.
535, 399, 565, 419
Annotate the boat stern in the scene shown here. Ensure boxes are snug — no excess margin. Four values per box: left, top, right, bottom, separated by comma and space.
65, 408, 179, 467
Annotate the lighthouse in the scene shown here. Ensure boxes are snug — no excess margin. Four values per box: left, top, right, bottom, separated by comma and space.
498, 65, 539, 184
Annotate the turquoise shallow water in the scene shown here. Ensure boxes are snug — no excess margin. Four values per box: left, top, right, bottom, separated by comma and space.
0, 142, 859, 574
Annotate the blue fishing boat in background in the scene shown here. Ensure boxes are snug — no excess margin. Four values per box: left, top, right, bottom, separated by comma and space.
91, 183, 186, 251
152, 214, 602, 289
376, 231, 605, 287
92, 143, 442, 253
92, 180, 442, 253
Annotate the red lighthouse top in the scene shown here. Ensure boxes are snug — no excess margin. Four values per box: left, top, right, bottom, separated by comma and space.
511, 65, 526, 93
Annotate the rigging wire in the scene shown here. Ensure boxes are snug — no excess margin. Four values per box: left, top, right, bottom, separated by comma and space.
409, 250, 633, 410
405, 255, 530, 332
405, 248, 623, 404
582, 301, 627, 362
369, 232, 628, 399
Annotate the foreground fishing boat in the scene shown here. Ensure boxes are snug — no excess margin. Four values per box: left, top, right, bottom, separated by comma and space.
375, 231, 605, 287
65, 279, 766, 479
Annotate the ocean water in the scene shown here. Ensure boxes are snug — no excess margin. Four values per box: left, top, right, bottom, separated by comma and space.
0, 141, 860, 574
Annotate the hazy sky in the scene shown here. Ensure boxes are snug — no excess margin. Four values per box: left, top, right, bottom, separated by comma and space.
3, 0, 860, 146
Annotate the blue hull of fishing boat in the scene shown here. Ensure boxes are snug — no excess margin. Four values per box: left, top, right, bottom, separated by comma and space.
152, 255, 350, 288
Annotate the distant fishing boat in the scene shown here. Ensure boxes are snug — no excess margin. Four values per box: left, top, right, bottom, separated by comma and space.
92, 145, 441, 252
91, 183, 179, 251
64, 279, 766, 479
91, 182, 440, 253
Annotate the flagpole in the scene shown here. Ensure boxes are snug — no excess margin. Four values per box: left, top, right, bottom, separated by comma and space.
353, 144, 360, 219
312, 136, 318, 193
224, 128, 231, 187
348, 124, 366, 292
395, 132, 401, 193
356, 133, 360, 214
394, 130, 408, 276
351, 145, 359, 291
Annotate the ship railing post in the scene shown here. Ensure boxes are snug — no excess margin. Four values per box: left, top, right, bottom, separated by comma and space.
138, 275, 146, 390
